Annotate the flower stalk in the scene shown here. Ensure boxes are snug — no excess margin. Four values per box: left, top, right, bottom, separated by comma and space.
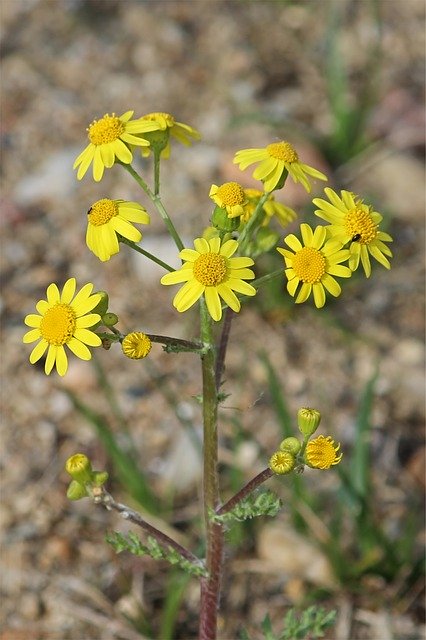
198, 296, 224, 640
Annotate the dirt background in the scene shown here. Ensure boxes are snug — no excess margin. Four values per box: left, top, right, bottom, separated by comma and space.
1, 1, 425, 639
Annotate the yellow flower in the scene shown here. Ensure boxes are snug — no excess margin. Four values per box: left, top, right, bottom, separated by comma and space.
139, 112, 201, 158
305, 435, 342, 469
73, 111, 160, 182
313, 188, 393, 278
23, 278, 102, 376
122, 332, 152, 359
233, 141, 327, 193
277, 223, 352, 308
86, 198, 150, 262
242, 188, 297, 227
269, 450, 296, 475
209, 182, 247, 218
160, 237, 256, 321
65, 453, 93, 484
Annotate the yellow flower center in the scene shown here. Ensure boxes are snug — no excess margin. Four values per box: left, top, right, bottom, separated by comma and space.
88, 199, 118, 226
122, 332, 152, 359
143, 112, 175, 127
305, 435, 342, 469
40, 303, 76, 346
88, 114, 125, 145
344, 205, 377, 244
266, 141, 299, 163
216, 182, 246, 207
292, 247, 326, 283
193, 253, 228, 286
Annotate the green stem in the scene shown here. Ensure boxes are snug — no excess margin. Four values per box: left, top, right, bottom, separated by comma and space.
238, 191, 271, 252
120, 237, 175, 272
154, 148, 161, 196
198, 297, 224, 640
120, 163, 184, 251
252, 268, 283, 290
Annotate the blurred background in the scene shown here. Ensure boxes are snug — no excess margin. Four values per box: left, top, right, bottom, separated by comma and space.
1, 1, 424, 638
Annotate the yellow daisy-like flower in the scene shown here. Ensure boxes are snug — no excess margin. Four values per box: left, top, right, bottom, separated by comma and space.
277, 223, 352, 308
139, 112, 201, 158
269, 450, 296, 475
73, 111, 160, 182
305, 435, 342, 469
313, 188, 393, 278
23, 278, 102, 376
86, 198, 150, 262
160, 237, 256, 322
241, 188, 297, 227
122, 332, 152, 359
209, 182, 248, 218
233, 141, 328, 193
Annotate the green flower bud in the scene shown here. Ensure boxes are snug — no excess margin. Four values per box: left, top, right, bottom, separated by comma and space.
211, 206, 240, 232
66, 480, 89, 501
279, 436, 301, 455
297, 408, 321, 437
102, 312, 119, 327
92, 471, 109, 487
65, 453, 93, 484
269, 450, 296, 475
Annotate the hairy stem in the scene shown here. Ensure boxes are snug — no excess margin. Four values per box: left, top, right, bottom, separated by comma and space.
94, 489, 203, 569
199, 298, 224, 640
216, 468, 273, 516
215, 307, 234, 389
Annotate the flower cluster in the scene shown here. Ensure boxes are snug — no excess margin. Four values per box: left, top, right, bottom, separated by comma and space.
268, 408, 342, 475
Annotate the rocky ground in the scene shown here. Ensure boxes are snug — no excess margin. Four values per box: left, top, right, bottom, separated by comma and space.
1, 1, 425, 639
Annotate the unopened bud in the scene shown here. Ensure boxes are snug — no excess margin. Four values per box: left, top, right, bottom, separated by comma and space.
297, 408, 321, 437
66, 480, 89, 501
65, 453, 93, 484
279, 437, 301, 455
102, 312, 119, 327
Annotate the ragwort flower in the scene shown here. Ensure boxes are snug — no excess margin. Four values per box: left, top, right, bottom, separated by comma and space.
160, 237, 256, 321
305, 435, 342, 469
233, 141, 327, 193
86, 198, 150, 262
209, 182, 247, 218
139, 112, 201, 158
313, 188, 393, 277
241, 188, 297, 227
73, 111, 160, 181
277, 223, 351, 308
23, 278, 102, 376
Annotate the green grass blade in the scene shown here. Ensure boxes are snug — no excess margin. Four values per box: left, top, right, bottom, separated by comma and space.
158, 572, 191, 640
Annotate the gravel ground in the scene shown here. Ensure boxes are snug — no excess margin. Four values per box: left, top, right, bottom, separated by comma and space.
1, 1, 425, 639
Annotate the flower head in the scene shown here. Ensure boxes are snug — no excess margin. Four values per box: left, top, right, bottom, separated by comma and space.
313, 188, 393, 277
65, 453, 93, 484
122, 332, 152, 359
86, 198, 150, 262
242, 188, 297, 227
23, 278, 102, 376
139, 112, 201, 158
277, 223, 352, 308
73, 111, 160, 181
234, 141, 327, 193
269, 450, 296, 475
160, 237, 256, 321
209, 182, 247, 219
305, 435, 342, 469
